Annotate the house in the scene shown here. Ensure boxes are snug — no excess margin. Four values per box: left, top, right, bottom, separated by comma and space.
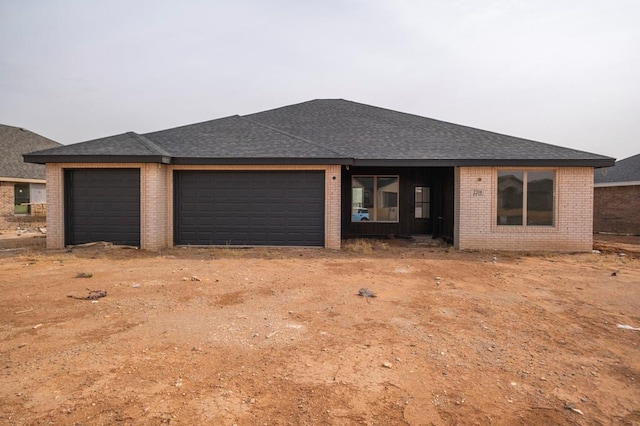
24, 99, 614, 251
0, 124, 61, 231
594, 153, 640, 235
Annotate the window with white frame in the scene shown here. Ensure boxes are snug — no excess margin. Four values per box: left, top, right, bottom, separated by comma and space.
351, 176, 399, 222
497, 171, 554, 226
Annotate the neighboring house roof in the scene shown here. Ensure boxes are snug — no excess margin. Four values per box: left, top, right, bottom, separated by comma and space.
594, 153, 640, 186
24, 99, 614, 167
0, 124, 61, 180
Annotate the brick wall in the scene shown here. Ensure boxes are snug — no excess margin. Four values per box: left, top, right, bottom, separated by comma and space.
0, 182, 13, 229
455, 166, 594, 251
0, 181, 47, 231
45, 163, 342, 250
594, 185, 640, 235
141, 163, 169, 250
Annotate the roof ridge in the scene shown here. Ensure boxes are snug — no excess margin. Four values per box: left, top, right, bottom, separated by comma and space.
144, 115, 241, 136
239, 116, 348, 158
127, 132, 172, 157
334, 99, 618, 159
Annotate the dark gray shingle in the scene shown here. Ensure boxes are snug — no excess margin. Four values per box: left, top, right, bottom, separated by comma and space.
0, 124, 61, 179
144, 115, 345, 159
594, 153, 640, 184
245, 99, 612, 162
23, 99, 614, 167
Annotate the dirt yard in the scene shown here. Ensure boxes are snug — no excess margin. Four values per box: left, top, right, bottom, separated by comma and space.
0, 236, 639, 425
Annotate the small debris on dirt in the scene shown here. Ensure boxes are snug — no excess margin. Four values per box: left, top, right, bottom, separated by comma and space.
592, 250, 601, 254
382, 362, 393, 369
358, 288, 376, 298
132, 283, 141, 288
564, 404, 584, 415
32, 323, 43, 329
611, 271, 618, 276
616, 324, 640, 331
67, 288, 107, 300
191, 276, 201, 282
75, 272, 93, 279
15, 307, 34, 314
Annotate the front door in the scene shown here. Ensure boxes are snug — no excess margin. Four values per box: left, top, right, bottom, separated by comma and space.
413, 185, 431, 234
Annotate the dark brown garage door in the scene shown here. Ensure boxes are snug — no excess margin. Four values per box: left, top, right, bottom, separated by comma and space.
174, 171, 325, 246
65, 169, 140, 246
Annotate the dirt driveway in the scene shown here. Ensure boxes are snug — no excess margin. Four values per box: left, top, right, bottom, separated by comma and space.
1, 238, 639, 425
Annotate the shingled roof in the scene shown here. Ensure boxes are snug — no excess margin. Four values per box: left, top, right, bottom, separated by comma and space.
24, 99, 614, 167
594, 153, 640, 185
0, 124, 61, 180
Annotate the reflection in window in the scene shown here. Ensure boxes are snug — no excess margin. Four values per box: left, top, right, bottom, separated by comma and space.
352, 176, 399, 222
497, 172, 523, 225
527, 172, 554, 226
14, 183, 30, 214
415, 186, 430, 219
497, 171, 554, 226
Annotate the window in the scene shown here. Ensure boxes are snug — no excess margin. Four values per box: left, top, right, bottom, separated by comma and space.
497, 171, 554, 226
414, 186, 430, 219
351, 176, 399, 222
14, 184, 30, 214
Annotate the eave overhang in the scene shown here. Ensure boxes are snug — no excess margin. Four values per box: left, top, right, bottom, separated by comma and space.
23, 155, 615, 169
170, 157, 353, 165
351, 158, 616, 168
23, 155, 172, 165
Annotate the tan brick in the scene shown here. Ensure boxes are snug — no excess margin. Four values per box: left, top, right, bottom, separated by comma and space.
455, 166, 593, 252
46, 163, 342, 250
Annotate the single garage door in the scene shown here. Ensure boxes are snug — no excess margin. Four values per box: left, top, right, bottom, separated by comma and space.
65, 169, 140, 246
174, 171, 325, 246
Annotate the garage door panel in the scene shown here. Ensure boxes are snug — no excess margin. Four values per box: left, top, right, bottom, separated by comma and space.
65, 169, 140, 246
174, 171, 324, 246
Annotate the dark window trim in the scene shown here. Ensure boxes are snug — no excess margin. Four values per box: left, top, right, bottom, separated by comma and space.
351, 175, 400, 223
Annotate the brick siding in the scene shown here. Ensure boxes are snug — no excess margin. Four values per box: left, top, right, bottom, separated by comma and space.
45, 163, 342, 250
455, 166, 594, 252
594, 185, 640, 235
0, 181, 47, 231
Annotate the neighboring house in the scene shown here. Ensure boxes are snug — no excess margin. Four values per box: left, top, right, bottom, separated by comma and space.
24, 99, 613, 251
593, 153, 640, 235
0, 124, 61, 231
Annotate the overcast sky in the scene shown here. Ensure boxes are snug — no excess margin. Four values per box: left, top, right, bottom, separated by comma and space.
1, 0, 638, 160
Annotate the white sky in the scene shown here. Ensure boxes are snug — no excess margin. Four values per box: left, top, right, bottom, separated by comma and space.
1, 0, 638, 160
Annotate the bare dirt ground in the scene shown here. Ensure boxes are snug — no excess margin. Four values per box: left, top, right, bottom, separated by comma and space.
0, 236, 639, 425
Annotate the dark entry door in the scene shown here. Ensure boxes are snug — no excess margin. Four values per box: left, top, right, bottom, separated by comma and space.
413, 185, 432, 234
65, 169, 141, 246
174, 170, 325, 246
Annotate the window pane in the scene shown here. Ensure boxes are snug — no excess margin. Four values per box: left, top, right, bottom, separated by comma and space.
497, 172, 523, 225
377, 177, 398, 221
415, 186, 430, 219
527, 171, 554, 226
352, 177, 373, 222
14, 183, 30, 214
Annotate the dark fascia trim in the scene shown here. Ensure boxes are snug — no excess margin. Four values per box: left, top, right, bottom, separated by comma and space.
171, 157, 353, 165
23, 155, 172, 165
352, 158, 616, 168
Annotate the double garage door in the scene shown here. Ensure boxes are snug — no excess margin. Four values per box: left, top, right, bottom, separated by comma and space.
64, 169, 325, 247
174, 171, 325, 246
